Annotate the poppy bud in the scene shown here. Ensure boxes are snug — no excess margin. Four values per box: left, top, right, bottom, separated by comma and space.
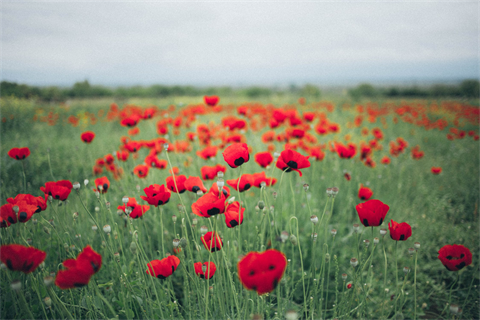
103, 225, 111, 233
450, 304, 459, 315
122, 196, 129, 204
353, 224, 360, 233
84, 179, 89, 186
200, 226, 208, 235
228, 197, 235, 204
43, 226, 50, 235
179, 238, 187, 248
172, 215, 177, 223
43, 297, 52, 307
173, 239, 180, 248
216, 178, 224, 190
350, 258, 358, 267
347, 282, 353, 289
260, 181, 266, 188
374, 237, 379, 245
64, 243, 69, 250
342, 273, 348, 281
192, 218, 198, 226
414, 242, 420, 250
11, 280, 21, 292
43, 276, 54, 287
290, 234, 297, 245
285, 310, 298, 320
12, 206, 19, 214
325, 253, 330, 262
331, 229, 337, 236
403, 266, 410, 274
310, 215, 318, 224
73, 182, 80, 190
102, 241, 106, 247
303, 184, 309, 191
281, 231, 289, 242
130, 242, 137, 255
408, 248, 415, 256
27, 238, 32, 245
312, 233, 318, 241
364, 240, 370, 248
380, 228, 387, 236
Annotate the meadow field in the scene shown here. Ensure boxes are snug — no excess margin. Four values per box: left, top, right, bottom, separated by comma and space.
0, 94, 478, 320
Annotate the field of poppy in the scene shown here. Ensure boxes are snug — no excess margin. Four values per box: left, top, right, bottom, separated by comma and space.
0, 94, 479, 320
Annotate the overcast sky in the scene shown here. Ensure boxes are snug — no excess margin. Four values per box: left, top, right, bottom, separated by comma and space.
1, 1, 479, 86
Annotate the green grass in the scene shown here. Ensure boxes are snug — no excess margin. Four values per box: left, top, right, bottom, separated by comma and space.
0, 95, 478, 319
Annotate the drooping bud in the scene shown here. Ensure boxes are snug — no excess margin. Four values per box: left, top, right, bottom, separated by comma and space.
289, 234, 297, 246
325, 253, 330, 262
350, 258, 358, 267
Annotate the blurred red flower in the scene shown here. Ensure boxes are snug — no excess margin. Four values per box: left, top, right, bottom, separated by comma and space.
358, 184, 373, 201
55, 245, 102, 289
0, 244, 46, 273
80, 131, 95, 143
223, 143, 250, 168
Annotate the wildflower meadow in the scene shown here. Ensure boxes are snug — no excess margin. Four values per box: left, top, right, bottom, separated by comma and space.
0, 94, 478, 320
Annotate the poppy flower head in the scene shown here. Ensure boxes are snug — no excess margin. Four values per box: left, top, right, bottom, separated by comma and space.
197, 145, 218, 160
80, 131, 95, 143
133, 164, 149, 179
118, 197, 150, 219
388, 220, 412, 241
224, 201, 244, 228
254, 152, 274, 168
40, 180, 73, 201
438, 244, 472, 272
146, 256, 180, 279
194, 261, 217, 279
252, 172, 277, 188
0, 244, 46, 273
381, 156, 391, 165
238, 249, 287, 295
201, 164, 227, 180
7, 194, 47, 214
204, 95, 219, 107
184, 176, 208, 194
166, 175, 187, 194
116, 150, 129, 162
431, 167, 442, 175
209, 183, 231, 198
140, 184, 171, 206
94, 176, 110, 194
222, 143, 250, 168
358, 184, 373, 201
276, 149, 310, 177
226, 174, 254, 192
192, 191, 226, 218
8, 147, 31, 160
355, 199, 389, 227
201, 231, 223, 252
55, 245, 102, 289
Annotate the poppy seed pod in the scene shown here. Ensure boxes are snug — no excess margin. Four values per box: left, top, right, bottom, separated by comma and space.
43, 276, 54, 287
450, 304, 460, 315
374, 237, 379, 245
217, 171, 224, 178
331, 187, 339, 196
364, 240, 370, 248
173, 239, 180, 248
380, 228, 387, 236
163, 143, 169, 151
353, 224, 360, 233
285, 310, 299, 320
342, 273, 348, 281
103, 225, 111, 233
303, 184, 309, 191
192, 218, 198, 226
326, 187, 333, 196
32, 218, 37, 225
11, 280, 21, 291
403, 266, 410, 274
408, 248, 415, 256
200, 226, 208, 235
272, 191, 278, 199
73, 182, 80, 190
84, 179, 89, 186
43, 297, 52, 307
414, 242, 420, 250
216, 178, 224, 189
122, 196, 129, 204
172, 215, 177, 223
116, 209, 124, 217
27, 238, 32, 245
310, 215, 318, 224
350, 258, 358, 267
106, 202, 110, 210
281, 231, 289, 242
331, 229, 337, 236
312, 233, 318, 241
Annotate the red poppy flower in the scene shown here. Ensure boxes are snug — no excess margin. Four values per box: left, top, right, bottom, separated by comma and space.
116, 150, 129, 162
133, 164, 149, 179
118, 197, 150, 219
120, 114, 141, 127
40, 180, 73, 201
194, 261, 217, 279
141, 184, 171, 206
8, 147, 31, 160
238, 249, 287, 295
276, 149, 310, 177
166, 175, 187, 194
223, 143, 250, 168
197, 145, 218, 160
381, 156, 391, 165
80, 131, 95, 143
184, 176, 207, 194
209, 183, 231, 198
438, 244, 472, 271
252, 172, 277, 188
124, 141, 141, 153
254, 152, 274, 168
1, 200, 37, 224
431, 167, 442, 175
226, 174, 254, 192
145, 154, 168, 169
94, 176, 110, 194
344, 172, 351, 181
147, 255, 181, 279
0, 244, 46, 273
225, 201, 244, 228
201, 164, 227, 180
0, 204, 16, 227
192, 191, 226, 218
204, 96, 219, 107
104, 154, 114, 165
201, 231, 223, 252
388, 220, 412, 241
358, 184, 373, 201
355, 199, 389, 227
7, 194, 47, 214
55, 245, 102, 289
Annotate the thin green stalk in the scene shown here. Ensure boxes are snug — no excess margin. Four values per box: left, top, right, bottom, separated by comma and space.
289, 216, 307, 317
394, 240, 399, 315
414, 249, 418, 320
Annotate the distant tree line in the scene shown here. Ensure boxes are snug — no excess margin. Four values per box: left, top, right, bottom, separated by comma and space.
348, 80, 479, 99
0, 80, 322, 102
